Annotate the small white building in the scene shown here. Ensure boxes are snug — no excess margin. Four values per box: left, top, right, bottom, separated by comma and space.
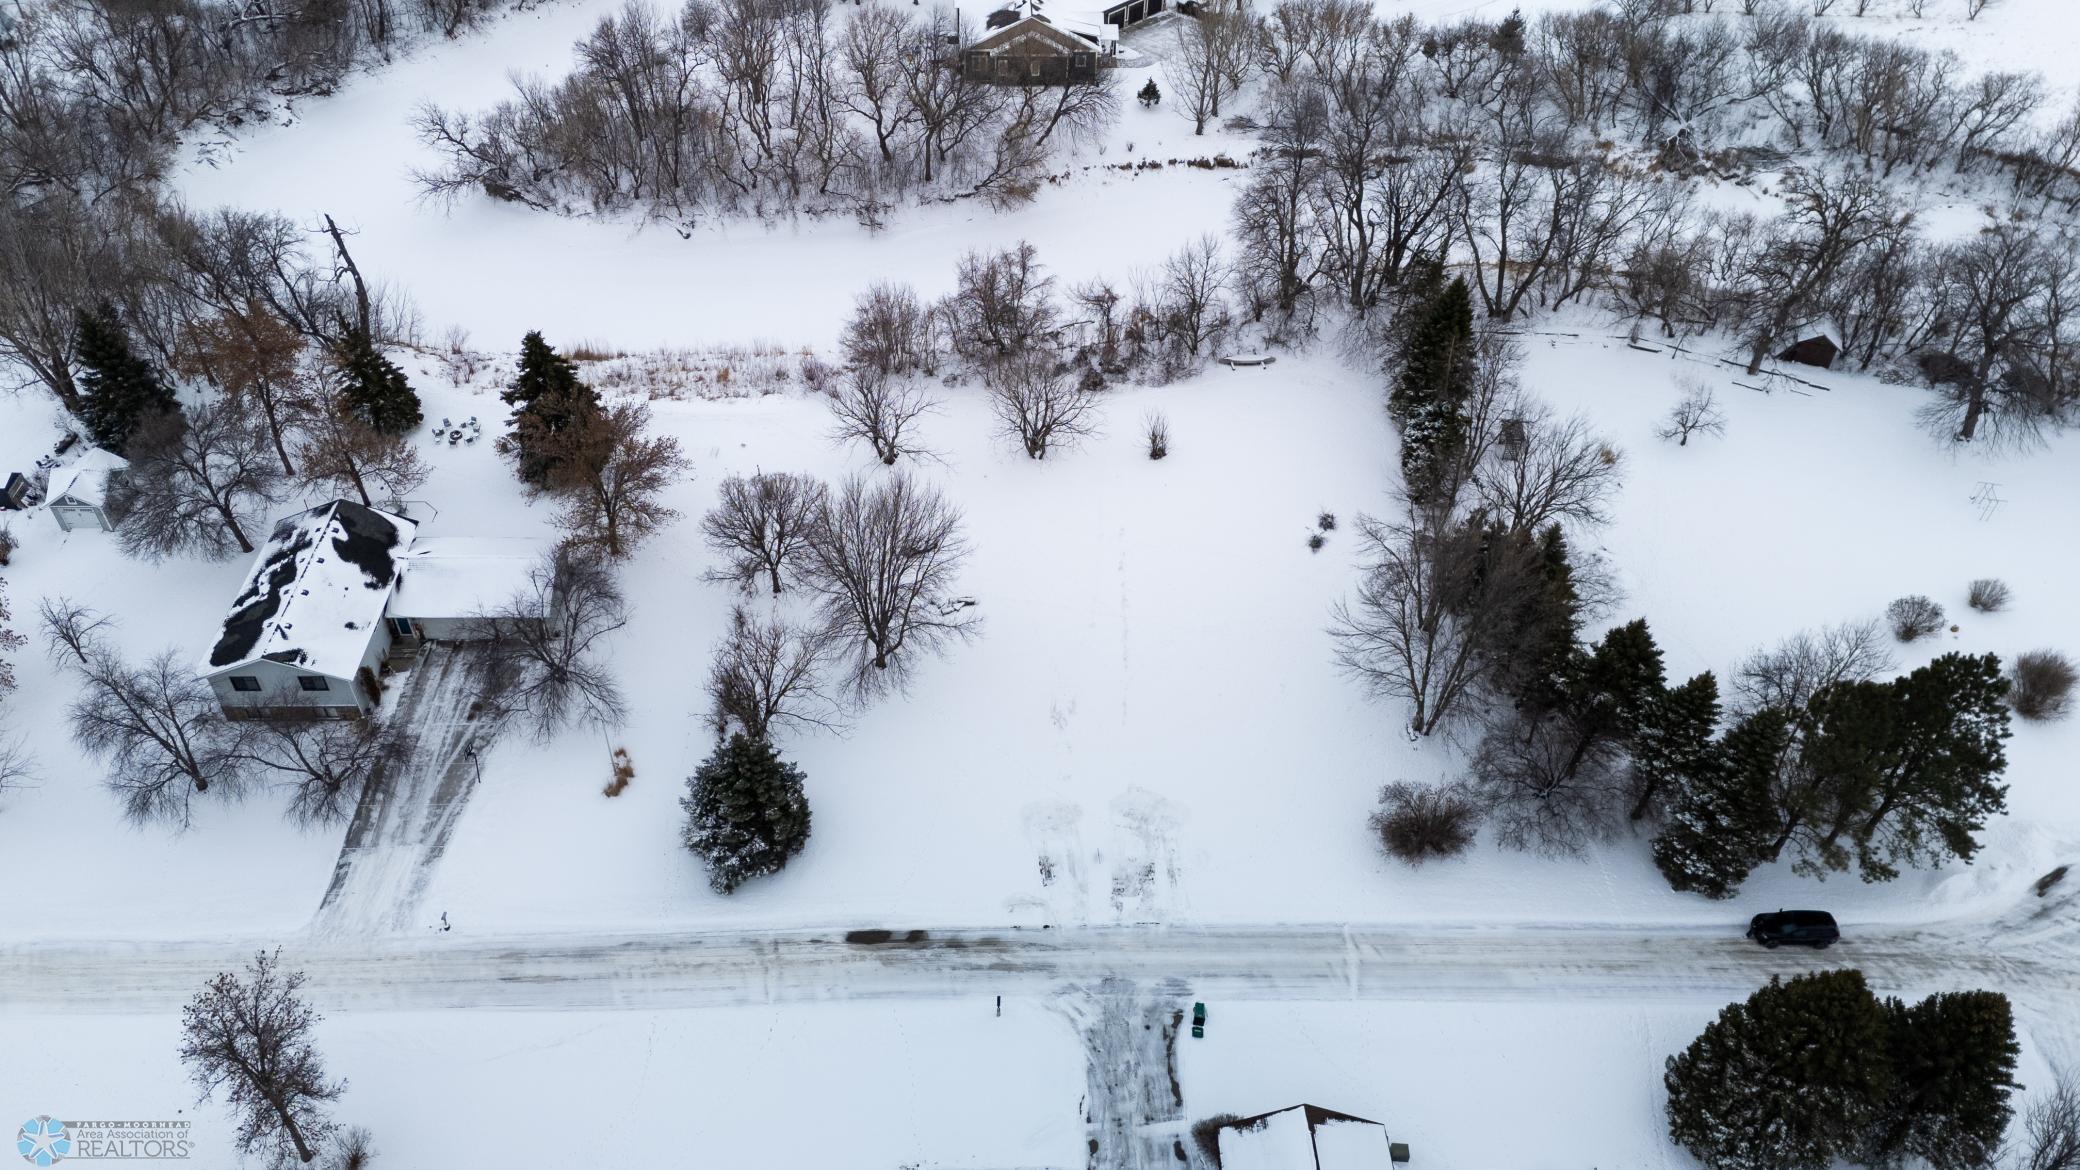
1217, 1104, 1403, 1170
198, 501, 552, 720
45, 448, 127, 532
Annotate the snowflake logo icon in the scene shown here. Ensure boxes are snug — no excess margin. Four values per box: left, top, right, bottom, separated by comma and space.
15, 1117, 69, 1167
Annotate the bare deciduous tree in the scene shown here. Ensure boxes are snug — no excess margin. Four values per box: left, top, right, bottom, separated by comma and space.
1732, 619, 1896, 716
1167, 0, 1253, 134
69, 648, 249, 829
988, 352, 1101, 460
803, 472, 977, 696
1472, 406, 1624, 532
1658, 380, 1728, 446
110, 401, 281, 561
841, 281, 931, 375
295, 409, 429, 508
1157, 234, 1233, 359
826, 366, 936, 465
1465, 706, 1627, 857
38, 596, 115, 666
702, 471, 827, 595
2022, 1072, 2080, 1170
180, 949, 343, 1167
235, 708, 395, 828
549, 400, 690, 558
171, 303, 317, 476
942, 243, 1058, 361
1330, 502, 1549, 737
706, 606, 839, 740
467, 549, 629, 739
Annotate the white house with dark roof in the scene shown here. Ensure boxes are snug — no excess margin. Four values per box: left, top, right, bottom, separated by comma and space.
199, 500, 551, 719
1216, 1104, 1404, 1170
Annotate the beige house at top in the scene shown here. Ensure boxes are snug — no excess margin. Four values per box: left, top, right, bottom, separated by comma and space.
199, 499, 546, 719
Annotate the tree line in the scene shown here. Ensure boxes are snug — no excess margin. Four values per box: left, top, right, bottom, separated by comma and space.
411, 0, 1118, 222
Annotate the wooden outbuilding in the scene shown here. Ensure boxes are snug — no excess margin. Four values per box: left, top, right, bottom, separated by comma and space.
1776, 335, 1839, 370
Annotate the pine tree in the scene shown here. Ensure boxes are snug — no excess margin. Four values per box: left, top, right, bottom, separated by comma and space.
680, 733, 812, 894
1387, 277, 1475, 501
1853, 652, 2010, 881
1652, 706, 1788, 899
501, 332, 603, 489
336, 327, 423, 435
1513, 523, 1583, 713
1630, 670, 1720, 821
1867, 991, 2021, 1170
1665, 970, 1895, 1170
74, 301, 178, 455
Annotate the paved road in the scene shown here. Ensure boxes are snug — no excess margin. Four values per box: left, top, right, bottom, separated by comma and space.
1, 916, 2072, 1015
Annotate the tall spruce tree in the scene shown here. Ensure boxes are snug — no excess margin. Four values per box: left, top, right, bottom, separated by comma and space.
1867, 991, 2021, 1170
74, 302, 178, 455
1665, 970, 1895, 1170
1387, 277, 1475, 501
501, 332, 603, 489
681, 733, 812, 894
336, 327, 423, 435
1853, 652, 2010, 881
1651, 706, 1790, 899
1629, 670, 1721, 822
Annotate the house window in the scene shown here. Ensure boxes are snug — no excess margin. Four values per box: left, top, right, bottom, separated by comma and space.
229, 676, 262, 693
298, 676, 332, 692
1074, 52, 1092, 68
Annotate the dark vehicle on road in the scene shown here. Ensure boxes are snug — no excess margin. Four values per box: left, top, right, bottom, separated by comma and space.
1746, 910, 1839, 949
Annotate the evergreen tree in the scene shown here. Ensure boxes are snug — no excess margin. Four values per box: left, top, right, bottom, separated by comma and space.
500, 331, 604, 489
1630, 669, 1721, 821
1387, 277, 1475, 501
1513, 523, 1582, 713
680, 733, 812, 894
1652, 706, 1789, 899
1665, 970, 1895, 1170
1854, 652, 2010, 881
74, 301, 178, 455
1867, 991, 2021, 1170
336, 327, 423, 435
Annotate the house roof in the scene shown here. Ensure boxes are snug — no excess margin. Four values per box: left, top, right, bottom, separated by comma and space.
970, 14, 1100, 53
45, 447, 127, 508
204, 500, 417, 679
1219, 1105, 1390, 1170
388, 537, 549, 621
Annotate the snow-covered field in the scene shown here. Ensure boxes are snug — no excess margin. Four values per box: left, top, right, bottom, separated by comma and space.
6, 0, 2080, 1164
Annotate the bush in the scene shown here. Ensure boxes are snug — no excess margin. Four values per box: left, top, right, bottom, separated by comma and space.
1317, 511, 1337, 532
1888, 595, 1946, 642
0, 521, 14, 565
1966, 578, 2011, 613
1145, 411, 1169, 460
1370, 781, 1481, 864
2010, 650, 2077, 721
603, 746, 634, 796
1307, 531, 1326, 553
1190, 1114, 1241, 1167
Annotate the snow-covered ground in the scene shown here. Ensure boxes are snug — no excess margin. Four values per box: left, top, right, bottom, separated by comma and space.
6, 0, 2080, 1164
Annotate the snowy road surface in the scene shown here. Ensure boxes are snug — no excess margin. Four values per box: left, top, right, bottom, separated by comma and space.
2, 914, 2073, 1015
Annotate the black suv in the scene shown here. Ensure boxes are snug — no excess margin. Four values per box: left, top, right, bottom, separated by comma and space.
1746, 910, 1840, 949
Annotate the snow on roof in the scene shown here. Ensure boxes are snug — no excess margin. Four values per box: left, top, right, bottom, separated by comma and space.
1218, 1105, 1390, 1170
388, 537, 550, 620
45, 447, 127, 508
205, 500, 417, 679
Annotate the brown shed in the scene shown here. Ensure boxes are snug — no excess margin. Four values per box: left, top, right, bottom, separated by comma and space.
962, 16, 1105, 85
1776, 335, 1840, 369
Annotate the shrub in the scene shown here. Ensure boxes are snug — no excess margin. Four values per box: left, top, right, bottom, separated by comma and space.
2010, 650, 2076, 721
1145, 411, 1169, 460
1966, 578, 2011, 613
1317, 511, 1337, 532
0, 521, 14, 565
1307, 531, 1326, 552
1190, 1114, 1241, 1167
1370, 781, 1481, 864
1888, 595, 1946, 642
604, 746, 635, 796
